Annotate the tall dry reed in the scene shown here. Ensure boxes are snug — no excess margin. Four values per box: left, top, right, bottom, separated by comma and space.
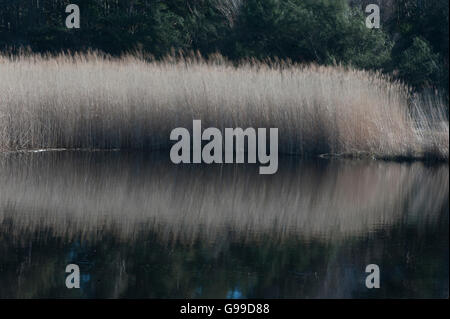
0, 52, 448, 159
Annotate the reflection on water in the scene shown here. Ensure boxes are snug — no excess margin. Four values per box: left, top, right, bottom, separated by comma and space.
0, 152, 448, 298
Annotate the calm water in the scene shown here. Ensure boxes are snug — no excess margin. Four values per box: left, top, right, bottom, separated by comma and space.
0, 151, 448, 298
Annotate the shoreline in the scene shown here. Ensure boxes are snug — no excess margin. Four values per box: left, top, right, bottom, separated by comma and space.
1, 147, 448, 163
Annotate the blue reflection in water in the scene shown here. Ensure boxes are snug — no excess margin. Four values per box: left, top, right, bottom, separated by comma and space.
227, 288, 243, 299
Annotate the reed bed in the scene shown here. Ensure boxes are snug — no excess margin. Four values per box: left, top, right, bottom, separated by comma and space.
0, 52, 448, 159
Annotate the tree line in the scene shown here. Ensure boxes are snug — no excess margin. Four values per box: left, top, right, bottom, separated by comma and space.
0, 0, 448, 93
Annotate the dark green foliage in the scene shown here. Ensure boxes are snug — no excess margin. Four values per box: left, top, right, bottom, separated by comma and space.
395, 37, 440, 90
386, 0, 449, 91
230, 0, 392, 70
0, 0, 448, 91
0, 0, 190, 56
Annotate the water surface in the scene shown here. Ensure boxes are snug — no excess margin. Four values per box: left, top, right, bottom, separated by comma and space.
0, 152, 448, 298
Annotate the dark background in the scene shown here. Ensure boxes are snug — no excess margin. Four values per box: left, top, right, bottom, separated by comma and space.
0, 0, 448, 93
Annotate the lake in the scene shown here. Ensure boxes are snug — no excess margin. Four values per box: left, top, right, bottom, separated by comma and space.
0, 151, 448, 298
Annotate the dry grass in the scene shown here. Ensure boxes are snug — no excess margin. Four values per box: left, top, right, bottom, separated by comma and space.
0, 52, 448, 159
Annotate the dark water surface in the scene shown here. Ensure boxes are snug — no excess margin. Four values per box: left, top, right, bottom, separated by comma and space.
0, 151, 448, 298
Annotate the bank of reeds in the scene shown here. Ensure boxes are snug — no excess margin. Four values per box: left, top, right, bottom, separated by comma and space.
0, 52, 448, 159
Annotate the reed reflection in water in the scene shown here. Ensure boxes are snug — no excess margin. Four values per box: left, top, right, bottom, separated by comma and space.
0, 152, 448, 298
